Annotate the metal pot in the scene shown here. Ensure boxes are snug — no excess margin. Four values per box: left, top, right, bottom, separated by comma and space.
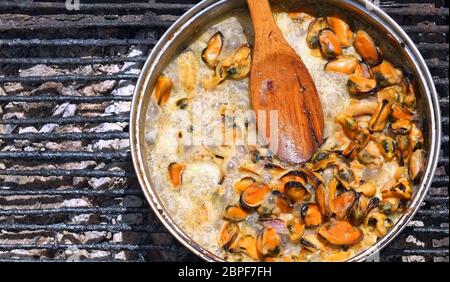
130, 0, 441, 262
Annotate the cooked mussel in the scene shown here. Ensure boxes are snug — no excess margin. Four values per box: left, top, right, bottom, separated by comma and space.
238, 235, 259, 260
391, 105, 414, 121
272, 190, 293, 213
390, 119, 412, 135
202, 32, 223, 67
355, 181, 377, 197
332, 190, 357, 220
316, 177, 338, 219
334, 162, 359, 190
353, 30, 381, 66
224, 44, 251, 80
377, 135, 396, 161
354, 61, 372, 78
372, 60, 403, 87
343, 129, 370, 158
409, 149, 425, 180
410, 123, 424, 151
223, 205, 248, 222
240, 183, 271, 209
348, 193, 379, 226
357, 141, 385, 168
381, 178, 413, 200
347, 74, 377, 95
256, 228, 283, 257
368, 87, 396, 132
279, 170, 307, 186
346, 98, 378, 116
202, 62, 227, 89
287, 217, 305, 243
300, 203, 323, 227
327, 15, 353, 47
395, 135, 412, 165
234, 177, 256, 193
284, 181, 312, 203
219, 222, 239, 250
380, 197, 401, 214
365, 211, 393, 237
324, 55, 359, 75
318, 219, 363, 246
300, 235, 326, 252
307, 17, 329, 49
336, 113, 359, 139
310, 150, 338, 171
318, 29, 343, 59
153, 76, 173, 105
168, 162, 185, 188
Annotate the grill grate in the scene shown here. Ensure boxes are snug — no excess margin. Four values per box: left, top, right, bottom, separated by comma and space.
0, 0, 448, 262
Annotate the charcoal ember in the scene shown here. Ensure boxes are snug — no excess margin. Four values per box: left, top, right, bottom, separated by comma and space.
44, 141, 83, 151
30, 82, 63, 95
18, 126, 38, 134
65, 248, 90, 261
19, 64, 63, 77
80, 80, 117, 96
0, 231, 55, 245
78, 103, 107, 112
62, 104, 77, 117
88, 177, 112, 189
89, 122, 125, 133
113, 251, 127, 261
112, 83, 135, 96
52, 102, 70, 117
89, 250, 110, 260
104, 102, 131, 114
92, 139, 129, 151
70, 214, 101, 225
61, 161, 96, 170
72, 177, 88, 187
57, 232, 83, 244
39, 123, 58, 133
63, 198, 92, 208
2, 82, 25, 94
58, 231, 107, 245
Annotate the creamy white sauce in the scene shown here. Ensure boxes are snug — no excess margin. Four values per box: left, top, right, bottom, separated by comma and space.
145, 11, 403, 261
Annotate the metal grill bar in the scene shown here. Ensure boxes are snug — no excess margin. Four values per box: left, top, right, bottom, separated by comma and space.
0, 151, 131, 162
0, 244, 181, 252
0, 132, 129, 141
0, 95, 132, 103
0, 115, 129, 125
0, 74, 138, 83
0, 223, 165, 233
0, 188, 141, 196
0, 169, 132, 177
0, 56, 147, 65
0, 38, 155, 47
0, 207, 146, 216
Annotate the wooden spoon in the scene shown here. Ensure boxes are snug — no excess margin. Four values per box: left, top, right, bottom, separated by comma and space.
247, 0, 324, 163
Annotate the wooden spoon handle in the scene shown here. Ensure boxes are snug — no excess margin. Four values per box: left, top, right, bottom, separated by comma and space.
247, 0, 279, 39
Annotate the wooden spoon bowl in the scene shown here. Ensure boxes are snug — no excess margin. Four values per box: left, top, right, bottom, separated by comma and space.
247, 0, 324, 163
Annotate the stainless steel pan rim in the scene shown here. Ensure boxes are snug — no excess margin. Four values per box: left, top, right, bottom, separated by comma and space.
130, 0, 441, 262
